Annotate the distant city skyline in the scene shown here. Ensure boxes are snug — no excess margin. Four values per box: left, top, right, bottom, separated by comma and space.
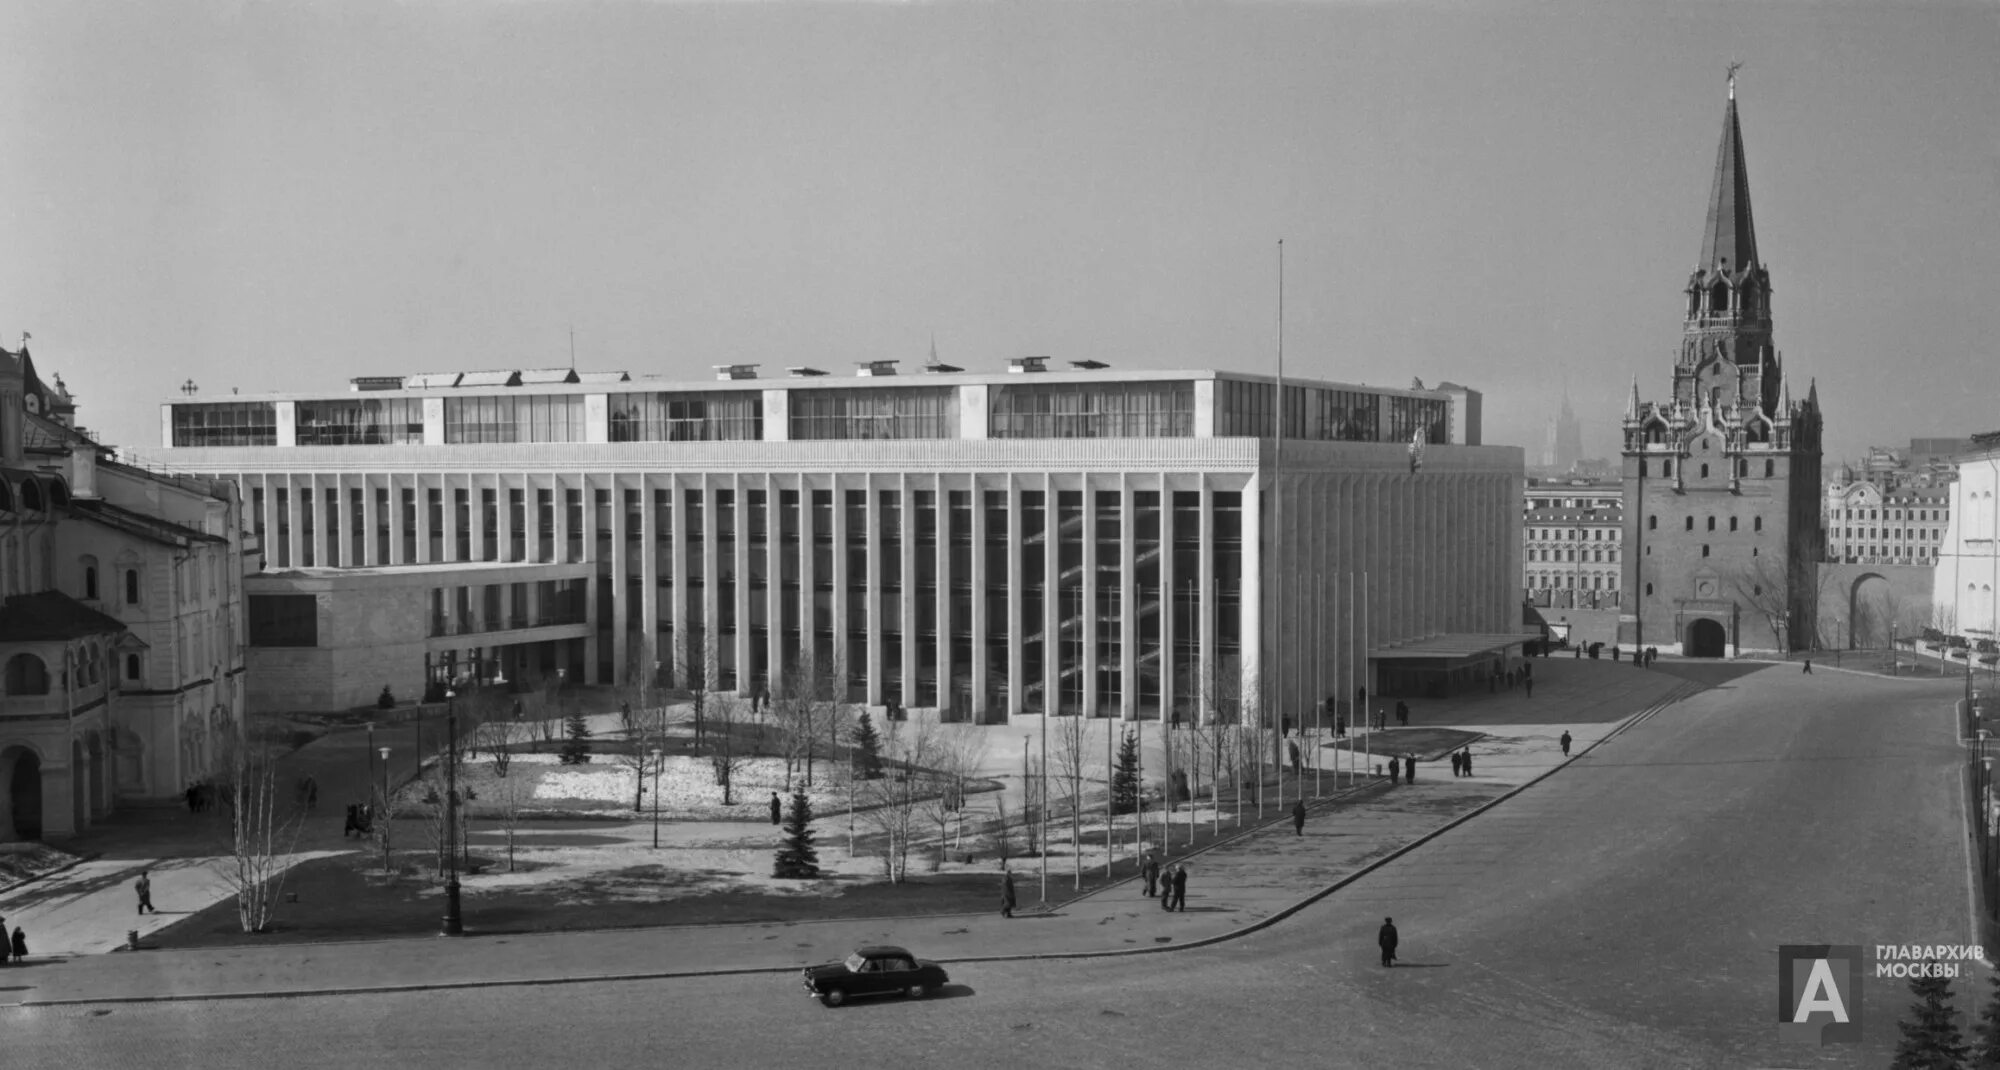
3, 1, 1995, 459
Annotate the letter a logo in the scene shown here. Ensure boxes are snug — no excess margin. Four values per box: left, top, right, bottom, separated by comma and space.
1793, 958, 1848, 1022
1778, 945, 1863, 1045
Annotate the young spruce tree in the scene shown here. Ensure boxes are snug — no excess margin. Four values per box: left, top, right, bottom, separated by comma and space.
851, 712, 884, 780
773, 789, 820, 879
1111, 729, 1141, 815
1892, 966, 1968, 1070
559, 705, 592, 765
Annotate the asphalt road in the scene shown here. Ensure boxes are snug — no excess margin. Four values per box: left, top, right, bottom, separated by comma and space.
5, 663, 1970, 1069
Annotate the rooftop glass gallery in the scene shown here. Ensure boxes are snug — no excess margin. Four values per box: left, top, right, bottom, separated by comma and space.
162, 369, 1468, 449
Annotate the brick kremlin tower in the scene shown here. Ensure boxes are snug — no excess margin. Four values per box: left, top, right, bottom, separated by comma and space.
1618, 75, 1824, 657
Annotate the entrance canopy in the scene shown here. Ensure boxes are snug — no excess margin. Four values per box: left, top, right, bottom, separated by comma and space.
1368, 633, 1535, 662
1370, 632, 1538, 700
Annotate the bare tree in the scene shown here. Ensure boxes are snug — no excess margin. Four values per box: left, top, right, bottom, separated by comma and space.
859, 719, 940, 883
608, 664, 681, 812
209, 739, 305, 934
706, 693, 748, 805
1049, 713, 1093, 889
915, 722, 992, 869
775, 646, 847, 790
674, 630, 723, 749
488, 768, 528, 873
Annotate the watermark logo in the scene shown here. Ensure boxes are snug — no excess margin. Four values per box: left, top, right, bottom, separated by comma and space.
1778, 945, 1863, 1045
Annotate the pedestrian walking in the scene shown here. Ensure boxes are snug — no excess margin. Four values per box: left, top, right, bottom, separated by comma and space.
1525, 676, 1534, 698
1450, 751, 1463, 777
1560, 731, 1572, 757
1389, 758, 1400, 785
1000, 867, 1017, 919
1803, 659, 1813, 674
1396, 700, 1409, 727
1291, 798, 1306, 836
1161, 864, 1175, 911
1459, 750, 1472, 776
1378, 917, 1399, 967
135, 870, 156, 915
1404, 755, 1416, 783
1141, 853, 1160, 897
769, 791, 782, 826
1170, 863, 1188, 911
10, 926, 26, 964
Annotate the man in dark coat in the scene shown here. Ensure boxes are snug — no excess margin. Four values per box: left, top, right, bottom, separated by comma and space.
1169, 863, 1188, 911
769, 792, 782, 825
1560, 731, 1573, 757
1001, 868, 1017, 918
1802, 659, 1813, 674
1388, 758, 1400, 785
1404, 755, 1416, 783
1161, 864, 1176, 911
1141, 853, 1160, 897
135, 870, 155, 915
1459, 750, 1472, 776
1291, 798, 1306, 836
1379, 917, 1398, 967
1450, 751, 1462, 777
1395, 701, 1409, 726
1525, 676, 1534, 698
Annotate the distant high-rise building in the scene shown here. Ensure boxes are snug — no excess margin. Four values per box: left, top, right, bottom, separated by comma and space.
1619, 78, 1825, 657
1542, 393, 1584, 472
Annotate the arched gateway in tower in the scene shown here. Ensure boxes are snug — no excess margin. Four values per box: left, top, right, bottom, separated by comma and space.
1618, 76, 1825, 658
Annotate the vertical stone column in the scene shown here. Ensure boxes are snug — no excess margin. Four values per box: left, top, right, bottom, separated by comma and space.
669, 475, 688, 680
1006, 478, 1023, 717
1197, 475, 1214, 726
581, 474, 599, 682
1121, 476, 1138, 721
970, 475, 989, 722
831, 474, 849, 701
766, 473, 784, 701
1082, 475, 1099, 718
1241, 471, 1262, 725
931, 474, 950, 717
361, 476, 379, 567
899, 478, 917, 709
610, 476, 629, 687
701, 475, 720, 691
864, 477, 881, 707
1042, 472, 1059, 718
733, 473, 752, 696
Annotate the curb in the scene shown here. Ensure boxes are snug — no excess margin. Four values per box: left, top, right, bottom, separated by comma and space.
15, 723, 1657, 1006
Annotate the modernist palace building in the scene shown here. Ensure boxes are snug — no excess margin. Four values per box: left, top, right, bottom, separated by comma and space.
129, 360, 1522, 723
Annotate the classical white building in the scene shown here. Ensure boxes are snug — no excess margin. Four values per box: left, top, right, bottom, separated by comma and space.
1522, 479, 1623, 609
128, 362, 1523, 722
1935, 434, 2000, 646
1, 345, 252, 841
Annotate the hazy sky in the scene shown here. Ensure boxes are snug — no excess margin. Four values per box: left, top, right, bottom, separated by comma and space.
3, 0, 1995, 462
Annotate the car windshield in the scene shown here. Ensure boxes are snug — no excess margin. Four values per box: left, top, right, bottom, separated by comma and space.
844, 953, 868, 973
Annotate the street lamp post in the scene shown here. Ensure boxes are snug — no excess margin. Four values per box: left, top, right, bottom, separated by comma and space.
649, 746, 663, 849
376, 745, 392, 870
441, 688, 464, 936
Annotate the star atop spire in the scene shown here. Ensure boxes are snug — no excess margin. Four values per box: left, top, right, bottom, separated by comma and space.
1699, 74, 1759, 274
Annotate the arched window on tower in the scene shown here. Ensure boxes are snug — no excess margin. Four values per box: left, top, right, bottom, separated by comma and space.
1710, 279, 1730, 313
82, 555, 99, 600
1700, 463, 1709, 478
1764, 459, 1774, 478
1663, 459, 1674, 478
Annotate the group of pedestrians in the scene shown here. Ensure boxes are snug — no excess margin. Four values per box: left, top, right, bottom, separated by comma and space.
1136, 854, 1189, 911
0, 913, 29, 964
1387, 755, 1416, 785
1447, 749, 1475, 777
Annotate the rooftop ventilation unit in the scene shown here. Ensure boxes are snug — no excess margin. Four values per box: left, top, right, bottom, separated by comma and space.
788, 367, 829, 378
1069, 360, 1110, 371
350, 376, 406, 392
855, 360, 898, 377
1008, 356, 1050, 374
713, 364, 761, 381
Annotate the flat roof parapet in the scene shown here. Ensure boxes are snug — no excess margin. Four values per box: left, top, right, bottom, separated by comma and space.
855, 360, 898, 377
713, 364, 760, 381
1009, 356, 1050, 374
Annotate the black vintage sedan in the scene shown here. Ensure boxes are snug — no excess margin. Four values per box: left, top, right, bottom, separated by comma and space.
801, 945, 950, 1007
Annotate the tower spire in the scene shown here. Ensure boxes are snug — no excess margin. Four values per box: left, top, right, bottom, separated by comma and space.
1699, 70, 1759, 273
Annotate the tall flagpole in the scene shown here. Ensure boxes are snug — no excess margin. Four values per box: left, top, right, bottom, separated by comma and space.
1271, 237, 1286, 815
1314, 565, 1323, 796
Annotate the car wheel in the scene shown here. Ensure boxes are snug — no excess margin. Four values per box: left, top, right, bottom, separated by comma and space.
822, 988, 847, 1008
905, 983, 928, 999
